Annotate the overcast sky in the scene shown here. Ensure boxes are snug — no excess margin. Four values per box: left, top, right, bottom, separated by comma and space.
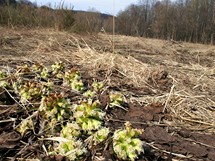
29, 0, 137, 15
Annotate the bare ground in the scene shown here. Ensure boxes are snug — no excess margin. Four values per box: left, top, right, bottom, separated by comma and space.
0, 27, 215, 160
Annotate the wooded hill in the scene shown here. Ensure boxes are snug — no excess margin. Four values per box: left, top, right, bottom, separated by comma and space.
1, 0, 215, 44
0, 0, 113, 33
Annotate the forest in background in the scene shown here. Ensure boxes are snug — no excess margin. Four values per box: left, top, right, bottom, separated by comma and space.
117, 0, 215, 44
1, 0, 215, 44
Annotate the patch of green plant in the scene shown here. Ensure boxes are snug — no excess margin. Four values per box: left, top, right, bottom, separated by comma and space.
72, 99, 105, 133
113, 122, 144, 161
83, 90, 96, 98
17, 118, 34, 136
53, 137, 87, 160
51, 62, 65, 79
19, 81, 42, 103
86, 127, 110, 148
109, 92, 124, 108
31, 63, 50, 80
39, 93, 70, 121
16, 64, 31, 74
41, 81, 54, 95
40, 67, 50, 79
92, 80, 104, 92
0, 70, 8, 87
83, 81, 104, 98
61, 122, 81, 138
32, 63, 43, 71
0, 62, 144, 160
64, 69, 84, 91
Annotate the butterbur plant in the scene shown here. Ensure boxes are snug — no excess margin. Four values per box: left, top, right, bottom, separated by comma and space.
40, 67, 49, 79
64, 69, 84, 91
41, 81, 54, 95
0, 62, 144, 160
71, 79, 84, 92
109, 92, 124, 108
61, 122, 81, 138
73, 100, 105, 132
19, 81, 42, 103
86, 127, 109, 147
0, 70, 8, 87
0, 70, 7, 78
17, 118, 34, 136
83, 90, 96, 98
39, 93, 70, 121
51, 62, 65, 78
65, 69, 81, 82
92, 81, 104, 92
53, 138, 86, 160
16, 64, 31, 74
113, 122, 144, 161
52, 62, 65, 73
32, 63, 44, 72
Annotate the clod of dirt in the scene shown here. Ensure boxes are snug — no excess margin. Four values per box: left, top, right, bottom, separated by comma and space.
142, 127, 215, 160
121, 102, 164, 122
41, 155, 66, 161
143, 126, 176, 144
0, 131, 21, 149
0, 88, 15, 105
148, 69, 172, 91
98, 91, 110, 109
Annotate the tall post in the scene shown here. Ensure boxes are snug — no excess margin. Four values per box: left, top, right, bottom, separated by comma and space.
112, 0, 115, 53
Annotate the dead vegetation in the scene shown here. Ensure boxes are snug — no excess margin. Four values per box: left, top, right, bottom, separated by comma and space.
0, 28, 215, 160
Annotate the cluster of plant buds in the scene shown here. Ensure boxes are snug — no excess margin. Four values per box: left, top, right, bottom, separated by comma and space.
109, 92, 124, 108
60, 122, 81, 138
32, 63, 49, 79
113, 122, 144, 161
39, 93, 70, 121
17, 118, 34, 135
86, 127, 110, 148
83, 89, 96, 98
64, 69, 84, 91
0, 70, 8, 87
40, 67, 49, 79
92, 81, 104, 92
41, 81, 54, 95
16, 64, 31, 74
32, 63, 44, 72
51, 62, 65, 79
54, 138, 86, 160
82, 81, 104, 98
19, 81, 42, 103
73, 99, 105, 132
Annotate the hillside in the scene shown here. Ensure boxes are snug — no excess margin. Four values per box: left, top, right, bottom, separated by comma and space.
0, 27, 215, 160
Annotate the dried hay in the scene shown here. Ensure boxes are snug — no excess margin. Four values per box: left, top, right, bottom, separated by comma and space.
71, 47, 150, 87
25, 37, 150, 89
164, 87, 215, 132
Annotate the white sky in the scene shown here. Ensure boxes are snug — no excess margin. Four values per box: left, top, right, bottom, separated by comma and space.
29, 0, 137, 15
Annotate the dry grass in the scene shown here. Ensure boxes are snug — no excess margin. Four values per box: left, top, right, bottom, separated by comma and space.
71, 48, 150, 87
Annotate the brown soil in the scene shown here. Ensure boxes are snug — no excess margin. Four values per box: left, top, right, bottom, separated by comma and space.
0, 27, 215, 161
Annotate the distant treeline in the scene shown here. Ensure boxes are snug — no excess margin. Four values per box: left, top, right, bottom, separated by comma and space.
1, 0, 215, 44
116, 0, 215, 44
0, 0, 112, 32
0, 0, 74, 30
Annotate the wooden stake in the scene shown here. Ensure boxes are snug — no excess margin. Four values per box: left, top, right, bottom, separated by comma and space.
112, 0, 115, 53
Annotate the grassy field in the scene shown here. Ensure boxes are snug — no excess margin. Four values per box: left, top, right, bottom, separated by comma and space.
0, 27, 215, 160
